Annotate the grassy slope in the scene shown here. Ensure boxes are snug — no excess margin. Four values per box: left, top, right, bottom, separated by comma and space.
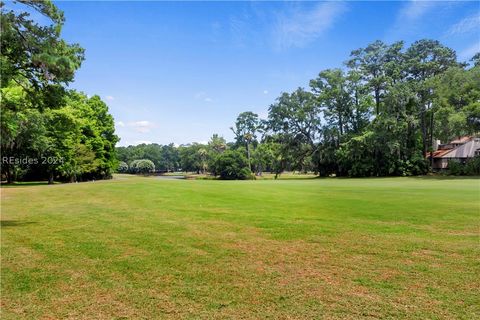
1, 176, 479, 319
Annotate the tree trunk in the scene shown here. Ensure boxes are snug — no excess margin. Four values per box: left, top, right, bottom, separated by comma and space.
354, 91, 360, 133
421, 109, 427, 158
48, 172, 54, 184
256, 164, 262, 176
246, 142, 251, 171
6, 167, 13, 184
375, 89, 380, 115
338, 113, 343, 137
429, 112, 434, 171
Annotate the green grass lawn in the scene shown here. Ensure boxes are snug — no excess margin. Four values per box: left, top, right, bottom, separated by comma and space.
1, 176, 479, 319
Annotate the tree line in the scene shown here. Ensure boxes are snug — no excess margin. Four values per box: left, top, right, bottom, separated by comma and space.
116, 135, 256, 179
1, 1, 118, 183
118, 40, 479, 178
3, 2, 478, 182
262, 40, 479, 177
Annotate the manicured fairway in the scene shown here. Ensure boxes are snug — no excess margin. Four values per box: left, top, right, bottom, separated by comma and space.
1, 176, 479, 319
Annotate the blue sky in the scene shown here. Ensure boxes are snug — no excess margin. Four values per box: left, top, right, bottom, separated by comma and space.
52, 1, 479, 146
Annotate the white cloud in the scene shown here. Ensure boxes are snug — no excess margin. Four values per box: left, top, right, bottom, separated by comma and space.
272, 2, 347, 50
134, 140, 152, 145
194, 91, 213, 102
127, 120, 155, 133
194, 91, 206, 99
116, 121, 125, 127
105, 95, 115, 101
447, 13, 480, 36
263, 90, 269, 94
398, 0, 438, 21
459, 42, 480, 60
386, 0, 444, 39
229, 14, 250, 48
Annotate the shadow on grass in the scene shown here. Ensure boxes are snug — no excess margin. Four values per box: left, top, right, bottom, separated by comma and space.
408, 175, 480, 181
0, 181, 60, 188
0, 220, 37, 228
315, 175, 480, 181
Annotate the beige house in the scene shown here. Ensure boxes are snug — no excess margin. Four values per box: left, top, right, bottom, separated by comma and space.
429, 136, 480, 170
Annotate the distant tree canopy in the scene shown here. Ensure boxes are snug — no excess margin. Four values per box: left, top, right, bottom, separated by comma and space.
116, 39, 479, 179
1, 0, 118, 183
117, 143, 180, 172
252, 39, 479, 177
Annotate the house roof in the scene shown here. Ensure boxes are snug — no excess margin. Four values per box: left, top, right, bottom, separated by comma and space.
430, 149, 452, 158
441, 138, 480, 159
450, 136, 472, 144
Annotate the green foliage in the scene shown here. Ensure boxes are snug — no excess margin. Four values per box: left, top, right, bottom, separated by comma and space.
251, 142, 275, 175
213, 150, 252, 180
257, 39, 474, 177
129, 159, 155, 174
1, 0, 84, 91
231, 112, 260, 146
472, 53, 480, 67
4, 2, 476, 182
447, 160, 464, 176
117, 143, 180, 171
136, 159, 155, 174
0, 2, 117, 183
337, 131, 376, 177
231, 112, 260, 170
447, 157, 480, 176
208, 134, 227, 154
1, 87, 119, 183
108, 39, 477, 179
178, 143, 206, 173
117, 161, 129, 173
464, 157, 480, 176
267, 88, 320, 172
430, 66, 480, 141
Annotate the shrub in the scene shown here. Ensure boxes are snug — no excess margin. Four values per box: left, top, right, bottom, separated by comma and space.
129, 160, 140, 173
117, 161, 129, 173
130, 159, 155, 174
464, 157, 480, 176
137, 159, 155, 174
447, 160, 464, 175
213, 149, 252, 180
446, 157, 480, 176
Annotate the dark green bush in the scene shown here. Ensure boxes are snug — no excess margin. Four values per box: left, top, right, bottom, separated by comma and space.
446, 157, 480, 176
213, 150, 252, 180
447, 160, 464, 175
464, 157, 480, 175
117, 161, 129, 173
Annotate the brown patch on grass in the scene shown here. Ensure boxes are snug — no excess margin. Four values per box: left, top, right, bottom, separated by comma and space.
14, 247, 45, 265
51, 286, 141, 320
118, 246, 151, 259
219, 228, 388, 314
446, 229, 479, 236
